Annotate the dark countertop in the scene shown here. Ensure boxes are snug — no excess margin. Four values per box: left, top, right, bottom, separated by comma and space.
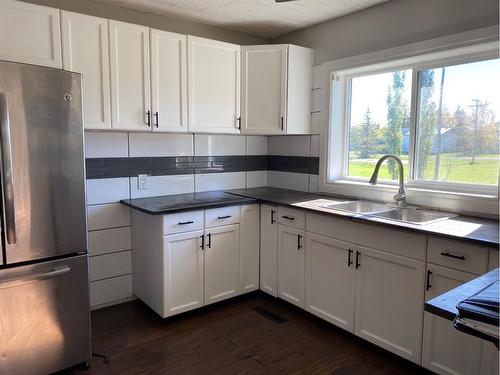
121, 191, 257, 215
425, 268, 499, 321
227, 187, 500, 247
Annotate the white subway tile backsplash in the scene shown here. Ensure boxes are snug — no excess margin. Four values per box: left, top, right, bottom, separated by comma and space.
309, 174, 319, 193
246, 171, 268, 188
89, 250, 132, 282
311, 112, 322, 134
87, 203, 131, 231
85, 132, 128, 158
246, 136, 268, 155
268, 171, 309, 191
268, 136, 311, 157
195, 172, 246, 192
90, 274, 132, 308
195, 134, 246, 156
310, 135, 320, 158
130, 174, 194, 199
129, 133, 193, 157
86, 178, 130, 205
88, 226, 132, 256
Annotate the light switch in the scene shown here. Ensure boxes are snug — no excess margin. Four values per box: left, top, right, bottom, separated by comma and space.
137, 174, 148, 190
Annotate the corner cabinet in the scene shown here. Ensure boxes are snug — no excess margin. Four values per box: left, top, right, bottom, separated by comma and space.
61, 11, 111, 130
0, 0, 61, 68
131, 204, 258, 319
187, 36, 241, 134
109, 20, 151, 131
241, 44, 314, 135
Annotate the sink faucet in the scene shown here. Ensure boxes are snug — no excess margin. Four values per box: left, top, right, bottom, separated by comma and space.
369, 155, 407, 207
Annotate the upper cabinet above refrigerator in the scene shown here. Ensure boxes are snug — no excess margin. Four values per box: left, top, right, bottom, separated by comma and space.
0, 0, 61, 68
241, 44, 314, 135
187, 36, 241, 134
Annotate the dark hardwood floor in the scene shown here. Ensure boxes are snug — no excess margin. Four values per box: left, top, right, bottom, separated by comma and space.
62, 292, 430, 374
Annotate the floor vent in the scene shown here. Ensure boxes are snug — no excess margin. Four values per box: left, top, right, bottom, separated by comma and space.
253, 306, 287, 324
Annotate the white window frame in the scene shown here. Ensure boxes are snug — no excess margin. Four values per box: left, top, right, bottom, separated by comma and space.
319, 29, 499, 216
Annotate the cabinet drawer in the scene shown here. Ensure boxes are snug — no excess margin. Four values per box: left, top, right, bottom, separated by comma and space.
205, 206, 240, 229
163, 210, 204, 235
427, 237, 489, 275
278, 206, 305, 229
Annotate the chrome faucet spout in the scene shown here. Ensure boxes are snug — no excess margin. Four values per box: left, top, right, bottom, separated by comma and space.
369, 154, 407, 207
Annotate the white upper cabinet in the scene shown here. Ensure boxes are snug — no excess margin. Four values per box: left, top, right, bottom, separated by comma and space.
61, 11, 111, 130
187, 36, 240, 134
241, 44, 313, 135
241, 45, 287, 135
354, 246, 425, 364
0, 0, 61, 68
109, 20, 151, 131
150, 29, 187, 133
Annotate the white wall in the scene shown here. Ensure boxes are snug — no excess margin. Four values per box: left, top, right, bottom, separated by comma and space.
271, 0, 499, 64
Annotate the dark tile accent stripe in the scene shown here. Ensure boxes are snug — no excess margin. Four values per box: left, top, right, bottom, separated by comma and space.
86, 155, 319, 179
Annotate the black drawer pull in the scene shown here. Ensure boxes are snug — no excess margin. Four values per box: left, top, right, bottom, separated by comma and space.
297, 234, 303, 250
440, 252, 465, 260
207, 233, 212, 248
355, 251, 361, 269
200, 234, 205, 250
218, 215, 232, 219
282, 215, 295, 221
348, 249, 353, 267
271, 210, 276, 224
178, 221, 194, 225
154, 111, 159, 127
146, 110, 151, 127
426, 269, 432, 291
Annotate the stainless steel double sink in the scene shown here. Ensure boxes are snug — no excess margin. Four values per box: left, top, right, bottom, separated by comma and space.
322, 200, 456, 225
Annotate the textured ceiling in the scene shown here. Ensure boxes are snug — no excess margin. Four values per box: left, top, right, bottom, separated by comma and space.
94, 0, 391, 38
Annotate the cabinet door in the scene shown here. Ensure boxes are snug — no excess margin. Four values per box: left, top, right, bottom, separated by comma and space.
422, 264, 483, 375
278, 225, 305, 308
61, 11, 111, 130
305, 233, 355, 332
109, 20, 151, 130
163, 230, 204, 317
239, 204, 260, 294
241, 45, 286, 135
0, 0, 61, 68
204, 224, 240, 305
187, 36, 240, 134
354, 246, 425, 363
260, 204, 278, 296
150, 29, 187, 132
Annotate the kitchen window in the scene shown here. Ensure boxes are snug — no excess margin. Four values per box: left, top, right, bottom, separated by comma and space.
325, 42, 499, 209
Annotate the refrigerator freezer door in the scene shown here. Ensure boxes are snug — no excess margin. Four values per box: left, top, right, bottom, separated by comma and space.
0, 61, 86, 264
0, 254, 91, 374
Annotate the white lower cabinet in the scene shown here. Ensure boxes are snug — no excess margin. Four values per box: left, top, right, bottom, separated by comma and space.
353, 246, 425, 364
163, 230, 204, 316
239, 204, 260, 293
422, 264, 484, 375
204, 224, 240, 305
278, 225, 305, 308
260, 204, 278, 296
305, 233, 355, 332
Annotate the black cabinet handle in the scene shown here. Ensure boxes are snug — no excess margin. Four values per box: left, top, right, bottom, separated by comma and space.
297, 234, 303, 250
280, 116, 284, 130
146, 110, 151, 127
440, 252, 466, 261
154, 111, 159, 127
218, 215, 231, 219
348, 249, 353, 267
178, 221, 194, 225
426, 269, 432, 291
200, 234, 205, 250
282, 215, 295, 221
355, 251, 361, 269
237, 116, 241, 130
207, 233, 212, 248
271, 210, 276, 224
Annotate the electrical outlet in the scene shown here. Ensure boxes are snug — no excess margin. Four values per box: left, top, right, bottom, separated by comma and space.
137, 174, 148, 190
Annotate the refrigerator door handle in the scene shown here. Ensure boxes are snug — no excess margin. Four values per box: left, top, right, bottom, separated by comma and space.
0, 265, 70, 289
0, 93, 16, 244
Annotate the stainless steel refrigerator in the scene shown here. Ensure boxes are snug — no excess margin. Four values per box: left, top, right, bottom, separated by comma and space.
0, 61, 91, 374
